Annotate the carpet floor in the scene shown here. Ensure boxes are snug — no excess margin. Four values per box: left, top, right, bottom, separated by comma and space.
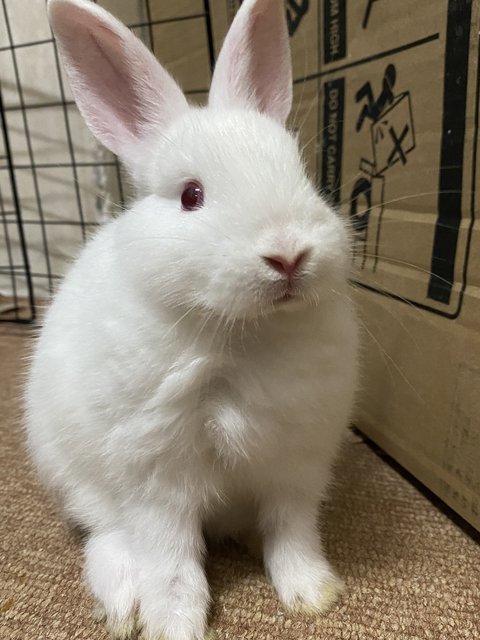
1, 326, 479, 640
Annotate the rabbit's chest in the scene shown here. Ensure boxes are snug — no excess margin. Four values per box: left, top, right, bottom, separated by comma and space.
138, 317, 354, 469
200, 353, 335, 468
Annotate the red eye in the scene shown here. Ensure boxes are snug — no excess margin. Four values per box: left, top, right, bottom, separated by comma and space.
181, 180, 204, 211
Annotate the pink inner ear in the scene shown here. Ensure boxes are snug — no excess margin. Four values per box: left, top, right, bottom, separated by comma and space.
249, 7, 292, 120
209, 0, 292, 124
77, 26, 142, 145
50, 0, 188, 161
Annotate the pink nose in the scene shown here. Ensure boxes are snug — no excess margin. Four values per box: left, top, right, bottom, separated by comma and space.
263, 252, 307, 276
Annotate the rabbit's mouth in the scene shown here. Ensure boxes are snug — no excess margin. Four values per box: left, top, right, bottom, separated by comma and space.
268, 271, 310, 306
268, 289, 309, 314
271, 283, 307, 308
274, 292, 295, 305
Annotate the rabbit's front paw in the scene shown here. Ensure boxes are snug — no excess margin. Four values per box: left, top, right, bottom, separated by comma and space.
93, 603, 138, 639
138, 606, 207, 640
137, 563, 209, 640
270, 556, 344, 615
86, 531, 138, 639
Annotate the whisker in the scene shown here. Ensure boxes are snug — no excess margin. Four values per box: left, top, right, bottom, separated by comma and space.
190, 308, 217, 349
354, 310, 426, 405
353, 253, 456, 288
349, 279, 429, 321
337, 283, 423, 354
163, 305, 199, 340
340, 188, 472, 210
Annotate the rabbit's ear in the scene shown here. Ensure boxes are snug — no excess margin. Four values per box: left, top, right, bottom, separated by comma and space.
48, 0, 188, 164
209, 0, 292, 124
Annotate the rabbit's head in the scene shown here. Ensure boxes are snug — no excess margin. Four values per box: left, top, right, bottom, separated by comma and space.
49, 0, 351, 319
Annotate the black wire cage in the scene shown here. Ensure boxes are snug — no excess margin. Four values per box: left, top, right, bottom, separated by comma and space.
0, 82, 35, 321
0, 0, 217, 323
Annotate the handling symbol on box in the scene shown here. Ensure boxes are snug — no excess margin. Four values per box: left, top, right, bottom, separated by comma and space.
355, 64, 416, 177
349, 65, 416, 269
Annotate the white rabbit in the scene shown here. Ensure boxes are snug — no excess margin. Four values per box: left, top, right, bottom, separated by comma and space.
25, 1, 359, 639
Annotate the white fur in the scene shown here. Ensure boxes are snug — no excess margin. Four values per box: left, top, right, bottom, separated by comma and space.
26, 2, 359, 639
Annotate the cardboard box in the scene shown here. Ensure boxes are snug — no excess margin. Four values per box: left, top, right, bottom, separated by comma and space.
175, 0, 480, 530
314, 0, 480, 530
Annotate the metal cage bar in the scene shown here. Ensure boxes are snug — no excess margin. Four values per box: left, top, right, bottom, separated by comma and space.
0, 83, 35, 322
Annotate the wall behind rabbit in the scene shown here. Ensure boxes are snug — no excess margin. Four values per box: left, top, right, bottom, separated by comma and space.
1, 0, 479, 529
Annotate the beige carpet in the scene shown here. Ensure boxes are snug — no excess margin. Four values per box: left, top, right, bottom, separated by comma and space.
1, 326, 479, 640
